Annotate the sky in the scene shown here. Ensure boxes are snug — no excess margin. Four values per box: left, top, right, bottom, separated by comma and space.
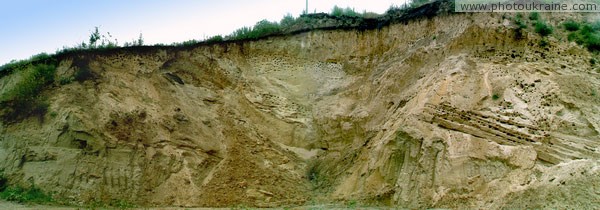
0, 0, 406, 65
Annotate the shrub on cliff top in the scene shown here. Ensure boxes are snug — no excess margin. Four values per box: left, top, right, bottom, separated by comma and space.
229, 19, 281, 40
331, 6, 359, 17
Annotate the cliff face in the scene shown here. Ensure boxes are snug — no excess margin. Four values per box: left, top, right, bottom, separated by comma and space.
1, 11, 600, 208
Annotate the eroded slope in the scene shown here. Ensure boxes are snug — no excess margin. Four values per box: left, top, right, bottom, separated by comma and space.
1, 11, 599, 209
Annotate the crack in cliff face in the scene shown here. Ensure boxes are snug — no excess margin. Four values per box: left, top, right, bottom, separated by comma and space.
1, 11, 600, 209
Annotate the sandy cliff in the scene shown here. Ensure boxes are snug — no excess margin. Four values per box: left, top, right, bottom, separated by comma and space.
1, 6, 599, 209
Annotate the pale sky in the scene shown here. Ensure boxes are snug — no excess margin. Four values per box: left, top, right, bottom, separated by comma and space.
0, 0, 407, 65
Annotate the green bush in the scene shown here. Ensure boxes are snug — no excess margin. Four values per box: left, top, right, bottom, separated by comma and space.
280, 13, 296, 28
566, 22, 600, 52
331, 6, 359, 17
584, 32, 600, 51
331, 6, 344, 16
0, 186, 53, 204
229, 20, 281, 40
205, 35, 223, 43
535, 21, 553, 36
252, 20, 281, 37
230, 26, 252, 40
563, 20, 580, 31
529, 12, 539, 20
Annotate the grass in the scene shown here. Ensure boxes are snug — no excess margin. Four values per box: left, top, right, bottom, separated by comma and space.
0, 185, 53, 204
0, 175, 137, 208
0, 53, 53, 78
